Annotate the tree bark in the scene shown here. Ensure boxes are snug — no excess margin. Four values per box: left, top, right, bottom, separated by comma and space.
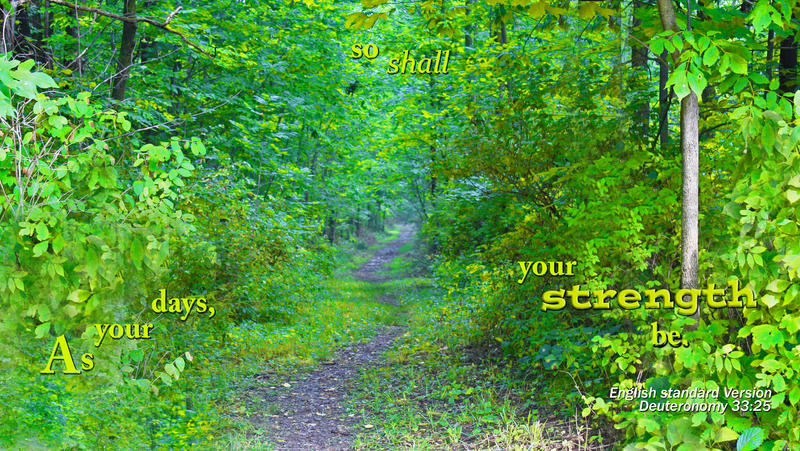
680, 92, 700, 299
657, 0, 700, 325
111, 0, 137, 101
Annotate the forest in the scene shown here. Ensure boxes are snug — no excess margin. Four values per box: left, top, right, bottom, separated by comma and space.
1, 0, 799, 449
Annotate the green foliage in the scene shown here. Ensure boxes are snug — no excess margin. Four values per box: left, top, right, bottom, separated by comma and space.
0, 55, 205, 447
737, 427, 765, 451
398, 0, 800, 449
3, 0, 800, 446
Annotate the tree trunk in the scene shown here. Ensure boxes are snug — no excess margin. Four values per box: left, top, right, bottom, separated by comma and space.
27, 1, 50, 65
779, 33, 797, 95
326, 216, 336, 243
631, 0, 649, 138
464, 0, 472, 48
767, 30, 774, 82
680, 92, 700, 301
657, 0, 700, 325
111, 0, 138, 101
659, 51, 670, 153
494, 6, 507, 45
14, 4, 31, 56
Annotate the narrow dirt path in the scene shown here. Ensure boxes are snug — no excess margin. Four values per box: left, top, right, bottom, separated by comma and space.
352, 226, 415, 283
254, 226, 414, 450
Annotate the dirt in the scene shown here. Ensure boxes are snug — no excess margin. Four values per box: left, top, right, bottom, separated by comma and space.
352, 225, 415, 283
249, 226, 414, 450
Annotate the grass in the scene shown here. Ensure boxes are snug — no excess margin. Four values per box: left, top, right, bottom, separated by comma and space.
221, 224, 584, 450
347, 282, 582, 450
224, 279, 401, 372
376, 227, 401, 243
217, 234, 410, 448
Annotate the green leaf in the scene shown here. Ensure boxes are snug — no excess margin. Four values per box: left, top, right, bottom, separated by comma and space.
773, 374, 786, 391
160, 373, 173, 386
733, 77, 749, 94
175, 356, 185, 372
794, 91, 800, 117
190, 139, 206, 156
0, 93, 14, 118
736, 427, 763, 451
30, 71, 57, 89
787, 189, 800, 204
789, 385, 800, 405
130, 349, 144, 362
703, 46, 719, 66
687, 71, 707, 97
728, 54, 748, 74
35, 222, 50, 240
749, 72, 768, 85
35, 322, 51, 338
165, 363, 179, 380
85, 247, 99, 276
766, 279, 789, 292
716, 427, 738, 442
762, 294, 778, 307
64, 305, 79, 318
131, 237, 144, 265
751, 324, 784, 349
672, 71, 691, 100
761, 123, 776, 148
67, 289, 91, 303
33, 241, 49, 257
51, 234, 66, 254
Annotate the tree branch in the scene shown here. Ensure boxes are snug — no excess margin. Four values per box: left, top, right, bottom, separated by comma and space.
17, 0, 211, 56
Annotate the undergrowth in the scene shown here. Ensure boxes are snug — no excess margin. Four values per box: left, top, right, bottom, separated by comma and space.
348, 259, 593, 450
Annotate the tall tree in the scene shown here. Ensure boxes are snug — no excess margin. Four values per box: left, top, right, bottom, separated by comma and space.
657, 0, 699, 322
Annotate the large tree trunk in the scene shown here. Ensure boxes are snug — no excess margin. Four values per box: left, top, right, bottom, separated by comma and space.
680, 93, 700, 300
111, 0, 138, 101
657, 0, 700, 324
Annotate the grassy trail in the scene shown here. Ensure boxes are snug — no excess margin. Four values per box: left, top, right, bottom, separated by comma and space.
222, 225, 418, 449
226, 225, 585, 450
